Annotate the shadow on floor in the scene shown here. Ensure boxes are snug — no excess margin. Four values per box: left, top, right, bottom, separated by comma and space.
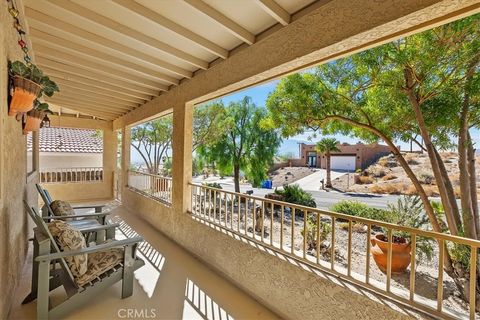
9, 204, 277, 320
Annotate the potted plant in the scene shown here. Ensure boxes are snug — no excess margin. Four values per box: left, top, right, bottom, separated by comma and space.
8, 61, 59, 116
370, 196, 434, 273
23, 101, 53, 133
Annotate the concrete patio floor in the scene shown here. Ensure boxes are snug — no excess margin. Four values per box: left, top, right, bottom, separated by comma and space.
9, 203, 278, 320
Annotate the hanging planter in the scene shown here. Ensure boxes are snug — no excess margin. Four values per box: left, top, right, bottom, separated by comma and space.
8, 61, 59, 117
23, 102, 53, 134
9, 75, 41, 116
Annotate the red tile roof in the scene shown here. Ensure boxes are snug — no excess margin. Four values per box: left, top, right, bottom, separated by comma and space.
27, 127, 103, 153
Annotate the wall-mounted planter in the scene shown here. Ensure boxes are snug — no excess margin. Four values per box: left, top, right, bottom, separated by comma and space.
23, 110, 45, 134
9, 75, 41, 116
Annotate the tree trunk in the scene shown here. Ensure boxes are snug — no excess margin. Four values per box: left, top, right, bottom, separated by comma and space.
467, 131, 480, 236
325, 153, 332, 188
404, 68, 459, 235
458, 90, 476, 239
233, 164, 241, 193
433, 147, 462, 228
321, 115, 442, 232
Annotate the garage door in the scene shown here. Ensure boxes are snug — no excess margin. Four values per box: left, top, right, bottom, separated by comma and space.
330, 156, 356, 171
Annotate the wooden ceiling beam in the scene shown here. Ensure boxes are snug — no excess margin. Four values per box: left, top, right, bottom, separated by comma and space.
37, 57, 159, 97
46, 98, 125, 116
48, 95, 133, 112
112, 0, 229, 59
254, 0, 290, 26
48, 0, 208, 70
183, 0, 255, 45
25, 8, 190, 80
34, 45, 169, 90
31, 29, 185, 83
50, 85, 136, 110
46, 101, 119, 120
40, 67, 147, 104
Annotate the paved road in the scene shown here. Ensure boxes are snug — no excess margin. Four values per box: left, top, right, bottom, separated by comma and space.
192, 176, 476, 211
193, 176, 400, 209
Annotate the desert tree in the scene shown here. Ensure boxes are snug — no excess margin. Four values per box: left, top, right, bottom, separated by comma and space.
198, 96, 282, 192
265, 15, 480, 304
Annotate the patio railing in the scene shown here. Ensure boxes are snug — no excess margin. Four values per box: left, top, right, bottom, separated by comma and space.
128, 170, 172, 204
189, 183, 480, 320
40, 167, 103, 184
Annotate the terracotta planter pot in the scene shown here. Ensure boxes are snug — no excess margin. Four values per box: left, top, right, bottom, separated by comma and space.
9, 76, 41, 116
23, 110, 45, 134
370, 233, 411, 273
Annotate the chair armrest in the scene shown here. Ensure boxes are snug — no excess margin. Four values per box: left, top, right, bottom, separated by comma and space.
73, 205, 105, 212
79, 223, 120, 234
41, 212, 110, 220
35, 237, 144, 262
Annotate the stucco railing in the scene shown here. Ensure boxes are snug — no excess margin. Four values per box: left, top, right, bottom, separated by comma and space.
40, 167, 103, 184
127, 170, 172, 204
189, 183, 480, 320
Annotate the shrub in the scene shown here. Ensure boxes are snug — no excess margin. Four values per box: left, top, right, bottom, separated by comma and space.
378, 158, 388, 167
370, 183, 406, 194
368, 165, 386, 178
418, 171, 434, 185
275, 184, 316, 209
357, 176, 374, 184
382, 173, 397, 181
405, 153, 420, 165
387, 196, 434, 263
330, 200, 392, 222
302, 215, 331, 251
203, 182, 222, 197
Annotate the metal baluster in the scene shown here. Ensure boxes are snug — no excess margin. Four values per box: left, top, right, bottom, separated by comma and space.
469, 246, 477, 320
316, 213, 320, 264
252, 198, 256, 240
280, 205, 284, 251
303, 210, 307, 259
366, 224, 371, 284
437, 239, 444, 312
331, 217, 335, 270
291, 207, 295, 255
348, 220, 352, 277
260, 201, 264, 242
224, 192, 227, 226
410, 234, 416, 301
270, 202, 274, 246
386, 229, 393, 292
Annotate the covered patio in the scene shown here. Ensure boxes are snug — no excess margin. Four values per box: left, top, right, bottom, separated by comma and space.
1, 0, 479, 319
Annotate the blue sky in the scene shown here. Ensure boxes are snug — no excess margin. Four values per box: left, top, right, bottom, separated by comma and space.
131, 77, 480, 164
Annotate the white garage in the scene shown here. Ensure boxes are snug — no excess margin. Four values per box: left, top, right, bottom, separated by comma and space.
330, 156, 356, 171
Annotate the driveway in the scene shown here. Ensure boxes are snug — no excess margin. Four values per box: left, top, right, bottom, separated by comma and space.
291, 169, 346, 191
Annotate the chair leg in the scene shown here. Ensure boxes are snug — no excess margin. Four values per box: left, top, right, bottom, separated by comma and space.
37, 260, 50, 319
122, 245, 134, 298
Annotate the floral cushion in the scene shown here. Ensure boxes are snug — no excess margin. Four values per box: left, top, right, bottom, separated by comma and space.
50, 200, 75, 217
48, 220, 88, 278
75, 248, 124, 287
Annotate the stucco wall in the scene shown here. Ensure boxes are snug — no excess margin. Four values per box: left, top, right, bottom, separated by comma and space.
122, 189, 409, 320
39, 115, 116, 203
299, 143, 392, 170
0, 0, 39, 317
39, 153, 103, 169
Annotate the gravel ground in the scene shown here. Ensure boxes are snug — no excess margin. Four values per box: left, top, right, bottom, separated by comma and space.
193, 199, 472, 318
268, 167, 316, 187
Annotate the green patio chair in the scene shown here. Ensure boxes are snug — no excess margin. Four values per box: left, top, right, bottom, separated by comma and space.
36, 183, 113, 240
23, 201, 144, 320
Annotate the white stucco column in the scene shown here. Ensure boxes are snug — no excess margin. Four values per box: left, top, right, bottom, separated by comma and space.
171, 102, 193, 213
